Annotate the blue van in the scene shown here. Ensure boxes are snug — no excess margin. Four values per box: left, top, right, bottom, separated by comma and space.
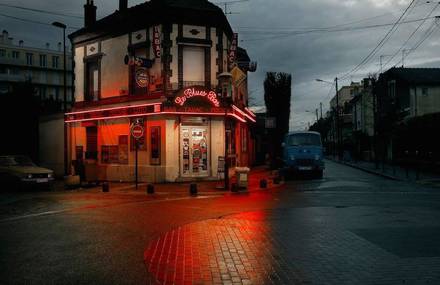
281, 131, 325, 178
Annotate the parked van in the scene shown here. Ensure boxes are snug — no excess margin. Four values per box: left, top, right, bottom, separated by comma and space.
281, 131, 325, 178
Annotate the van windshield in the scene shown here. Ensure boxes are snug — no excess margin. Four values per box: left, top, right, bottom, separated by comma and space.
287, 133, 322, 147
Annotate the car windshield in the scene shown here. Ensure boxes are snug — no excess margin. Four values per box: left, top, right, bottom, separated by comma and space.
288, 133, 322, 146
0, 156, 35, 167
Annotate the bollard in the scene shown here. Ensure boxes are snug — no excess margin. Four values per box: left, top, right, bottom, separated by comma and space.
231, 183, 239, 193
102, 181, 109, 193
147, 184, 155, 194
190, 183, 198, 196
260, 179, 268, 189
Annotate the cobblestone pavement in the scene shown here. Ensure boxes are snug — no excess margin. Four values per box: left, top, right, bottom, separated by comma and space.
145, 205, 440, 285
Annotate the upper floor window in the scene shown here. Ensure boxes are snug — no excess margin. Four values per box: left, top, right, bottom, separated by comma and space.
39, 54, 47, 67
52, 56, 59, 69
0, 49, 6, 57
388, 81, 396, 98
85, 59, 100, 102
183, 46, 205, 86
12, 51, 19, 59
26, 53, 33, 65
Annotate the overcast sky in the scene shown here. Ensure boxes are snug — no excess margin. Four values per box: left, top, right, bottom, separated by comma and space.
1, 0, 440, 130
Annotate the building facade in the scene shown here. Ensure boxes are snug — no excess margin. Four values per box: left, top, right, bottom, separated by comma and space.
66, 0, 256, 183
0, 30, 73, 108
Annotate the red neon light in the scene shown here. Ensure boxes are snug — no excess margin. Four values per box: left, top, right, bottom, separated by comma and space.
232, 105, 256, 123
65, 103, 160, 116
174, 88, 220, 107
245, 107, 257, 118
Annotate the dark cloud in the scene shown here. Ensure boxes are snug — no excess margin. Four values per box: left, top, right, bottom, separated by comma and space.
2, 0, 439, 130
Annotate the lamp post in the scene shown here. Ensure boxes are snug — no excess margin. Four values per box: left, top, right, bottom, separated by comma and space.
218, 72, 233, 190
316, 78, 340, 160
52, 21, 68, 175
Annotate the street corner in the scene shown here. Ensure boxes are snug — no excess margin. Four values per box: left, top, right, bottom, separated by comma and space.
143, 211, 306, 285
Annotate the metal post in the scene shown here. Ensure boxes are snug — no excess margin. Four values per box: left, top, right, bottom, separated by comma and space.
62, 27, 68, 176
224, 116, 229, 190
135, 140, 139, 189
320, 102, 323, 119
335, 77, 340, 160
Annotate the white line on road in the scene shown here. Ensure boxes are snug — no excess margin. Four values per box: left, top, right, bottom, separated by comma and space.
0, 195, 222, 223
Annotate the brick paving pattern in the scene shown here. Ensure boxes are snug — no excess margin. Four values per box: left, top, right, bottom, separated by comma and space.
144, 208, 440, 285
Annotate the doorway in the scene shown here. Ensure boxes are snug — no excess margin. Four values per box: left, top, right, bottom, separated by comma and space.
181, 126, 210, 178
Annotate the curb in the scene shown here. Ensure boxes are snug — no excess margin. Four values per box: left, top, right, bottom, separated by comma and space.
329, 159, 400, 181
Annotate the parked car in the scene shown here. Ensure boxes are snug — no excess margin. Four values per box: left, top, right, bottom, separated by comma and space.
281, 131, 325, 179
0, 155, 55, 190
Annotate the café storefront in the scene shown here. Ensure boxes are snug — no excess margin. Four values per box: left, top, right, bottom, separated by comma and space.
65, 86, 256, 183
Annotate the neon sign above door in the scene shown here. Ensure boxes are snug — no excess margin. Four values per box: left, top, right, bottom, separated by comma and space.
174, 87, 220, 107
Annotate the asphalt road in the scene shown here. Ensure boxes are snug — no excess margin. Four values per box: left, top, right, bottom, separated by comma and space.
1, 160, 440, 284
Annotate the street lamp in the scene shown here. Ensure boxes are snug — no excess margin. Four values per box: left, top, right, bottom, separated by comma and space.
52, 21, 68, 176
317, 77, 341, 160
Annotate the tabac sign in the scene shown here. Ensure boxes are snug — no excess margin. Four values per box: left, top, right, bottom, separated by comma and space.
174, 86, 221, 108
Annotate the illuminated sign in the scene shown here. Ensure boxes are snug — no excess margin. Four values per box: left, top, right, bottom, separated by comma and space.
174, 87, 220, 107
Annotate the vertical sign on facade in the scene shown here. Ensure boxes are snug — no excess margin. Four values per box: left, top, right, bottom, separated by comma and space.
228, 33, 238, 66
153, 26, 161, 58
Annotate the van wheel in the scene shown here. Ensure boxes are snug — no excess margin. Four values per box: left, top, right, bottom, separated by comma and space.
316, 170, 323, 179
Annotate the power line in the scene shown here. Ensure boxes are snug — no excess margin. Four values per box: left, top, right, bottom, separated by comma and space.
241, 16, 437, 42
0, 12, 80, 30
399, 19, 439, 64
0, 3, 83, 19
382, 2, 440, 69
339, 0, 418, 80
237, 0, 432, 33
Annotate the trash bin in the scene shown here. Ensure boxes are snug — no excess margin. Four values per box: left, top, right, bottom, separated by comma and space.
235, 167, 250, 189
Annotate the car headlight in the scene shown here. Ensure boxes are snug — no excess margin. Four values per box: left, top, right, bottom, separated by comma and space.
290, 155, 295, 161
315, 155, 321, 161
27, 174, 33, 179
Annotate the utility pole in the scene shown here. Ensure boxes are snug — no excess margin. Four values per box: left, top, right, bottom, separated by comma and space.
335, 77, 341, 160
320, 102, 323, 119
315, 108, 319, 122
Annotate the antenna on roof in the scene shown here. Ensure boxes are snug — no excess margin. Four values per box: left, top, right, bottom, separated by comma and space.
214, 0, 249, 16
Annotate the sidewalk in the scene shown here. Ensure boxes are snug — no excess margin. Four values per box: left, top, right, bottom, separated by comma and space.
57, 166, 284, 195
329, 157, 440, 187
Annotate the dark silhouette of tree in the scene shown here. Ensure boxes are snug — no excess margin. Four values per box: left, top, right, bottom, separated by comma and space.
264, 72, 292, 168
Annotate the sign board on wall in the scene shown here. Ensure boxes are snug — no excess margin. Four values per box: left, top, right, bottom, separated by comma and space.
228, 33, 238, 66
135, 68, 149, 88
153, 26, 161, 58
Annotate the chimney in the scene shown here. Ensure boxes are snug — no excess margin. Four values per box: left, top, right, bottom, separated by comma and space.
58, 42, 62, 51
84, 0, 97, 28
19, 40, 24, 47
119, 0, 128, 11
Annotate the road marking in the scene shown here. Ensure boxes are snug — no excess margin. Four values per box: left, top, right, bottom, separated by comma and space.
0, 195, 222, 223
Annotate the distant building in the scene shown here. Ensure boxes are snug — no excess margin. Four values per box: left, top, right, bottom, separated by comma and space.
0, 30, 73, 108
376, 67, 440, 162
330, 81, 361, 109
350, 78, 375, 161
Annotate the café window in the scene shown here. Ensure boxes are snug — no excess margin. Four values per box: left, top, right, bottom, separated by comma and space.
85, 126, 98, 160
101, 146, 119, 164
150, 126, 161, 165
183, 46, 205, 86
85, 59, 100, 101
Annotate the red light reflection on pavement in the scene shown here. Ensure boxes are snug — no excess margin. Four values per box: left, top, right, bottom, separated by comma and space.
144, 210, 303, 285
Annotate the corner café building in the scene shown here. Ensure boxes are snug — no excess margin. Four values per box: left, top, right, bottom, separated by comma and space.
66, 0, 257, 183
